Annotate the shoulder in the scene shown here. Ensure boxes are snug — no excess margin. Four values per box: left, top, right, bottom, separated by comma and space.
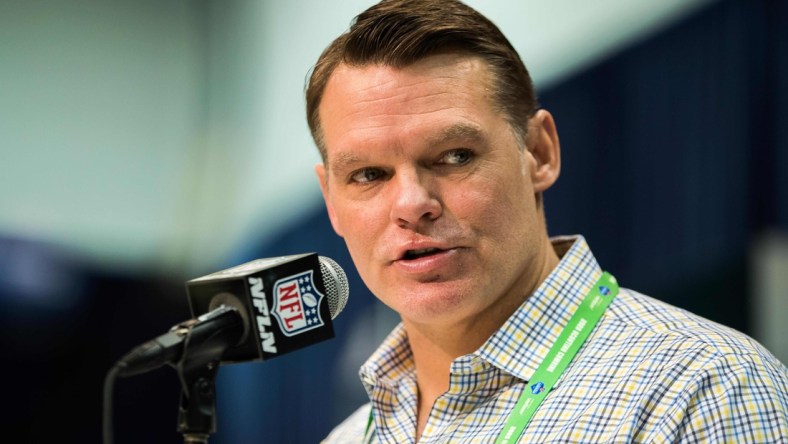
591, 288, 788, 440
321, 403, 371, 444
608, 288, 782, 364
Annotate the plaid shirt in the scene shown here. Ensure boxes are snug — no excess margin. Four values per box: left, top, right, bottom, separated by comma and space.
323, 236, 788, 443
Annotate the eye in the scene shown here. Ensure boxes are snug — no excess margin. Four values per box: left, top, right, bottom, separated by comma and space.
439, 149, 474, 165
349, 167, 386, 184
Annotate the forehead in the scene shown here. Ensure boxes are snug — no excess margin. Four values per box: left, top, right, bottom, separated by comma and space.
318, 54, 498, 161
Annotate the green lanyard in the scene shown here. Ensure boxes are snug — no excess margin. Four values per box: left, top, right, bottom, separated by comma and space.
496, 272, 618, 443
364, 272, 619, 444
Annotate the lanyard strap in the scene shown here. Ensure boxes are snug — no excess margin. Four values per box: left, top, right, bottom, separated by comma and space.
363, 272, 619, 444
364, 407, 375, 444
496, 272, 618, 443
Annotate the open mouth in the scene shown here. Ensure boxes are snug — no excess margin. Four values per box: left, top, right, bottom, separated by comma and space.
402, 247, 443, 260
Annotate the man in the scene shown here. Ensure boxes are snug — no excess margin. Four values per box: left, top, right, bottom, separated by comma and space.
306, 1, 788, 442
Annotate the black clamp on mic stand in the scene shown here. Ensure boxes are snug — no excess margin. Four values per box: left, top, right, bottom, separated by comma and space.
175, 355, 219, 444
171, 305, 244, 443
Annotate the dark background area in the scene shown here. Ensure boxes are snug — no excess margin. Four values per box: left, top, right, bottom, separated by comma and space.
1, 0, 785, 442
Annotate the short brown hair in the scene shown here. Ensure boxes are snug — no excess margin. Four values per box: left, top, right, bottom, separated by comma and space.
305, 0, 538, 162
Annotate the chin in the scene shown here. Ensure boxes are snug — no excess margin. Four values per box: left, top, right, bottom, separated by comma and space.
391, 282, 482, 323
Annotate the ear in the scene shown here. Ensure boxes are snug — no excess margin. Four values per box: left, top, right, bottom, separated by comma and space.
525, 109, 561, 193
315, 164, 345, 238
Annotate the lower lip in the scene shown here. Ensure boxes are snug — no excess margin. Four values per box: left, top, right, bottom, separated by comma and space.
393, 248, 460, 275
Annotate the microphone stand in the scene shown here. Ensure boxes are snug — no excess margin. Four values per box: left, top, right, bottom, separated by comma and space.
170, 306, 244, 443
175, 356, 220, 443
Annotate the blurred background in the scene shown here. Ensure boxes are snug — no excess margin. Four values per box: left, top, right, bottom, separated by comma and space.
1, 0, 786, 442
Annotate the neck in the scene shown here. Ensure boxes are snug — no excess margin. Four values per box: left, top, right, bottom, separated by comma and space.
405, 235, 560, 439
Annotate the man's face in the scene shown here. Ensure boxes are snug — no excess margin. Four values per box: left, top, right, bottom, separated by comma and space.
316, 53, 556, 329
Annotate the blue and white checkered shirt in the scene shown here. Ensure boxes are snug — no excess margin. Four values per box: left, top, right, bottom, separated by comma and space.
323, 236, 788, 443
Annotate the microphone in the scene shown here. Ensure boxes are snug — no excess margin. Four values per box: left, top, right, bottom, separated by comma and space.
115, 253, 349, 377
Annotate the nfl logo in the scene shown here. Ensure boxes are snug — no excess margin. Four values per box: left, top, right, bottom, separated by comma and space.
272, 270, 326, 337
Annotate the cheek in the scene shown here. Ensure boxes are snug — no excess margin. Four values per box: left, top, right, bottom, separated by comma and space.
452, 175, 522, 221
333, 199, 384, 252
449, 171, 535, 247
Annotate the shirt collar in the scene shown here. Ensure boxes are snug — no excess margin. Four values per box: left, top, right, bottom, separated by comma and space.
359, 322, 412, 393
476, 235, 603, 381
358, 235, 603, 393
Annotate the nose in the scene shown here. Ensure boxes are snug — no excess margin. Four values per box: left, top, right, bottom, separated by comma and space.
389, 169, 442, 229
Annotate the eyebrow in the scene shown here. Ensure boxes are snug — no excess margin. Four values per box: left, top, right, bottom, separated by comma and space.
425, 122, 486, 148
327, 122, 487, 173
330, 151, 366, 174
